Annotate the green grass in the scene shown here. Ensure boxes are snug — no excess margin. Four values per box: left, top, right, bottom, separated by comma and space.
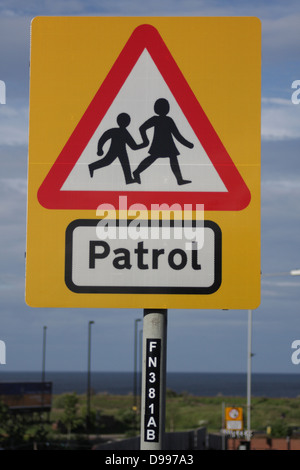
51, 391, 300, 437
1, 392, 300, 449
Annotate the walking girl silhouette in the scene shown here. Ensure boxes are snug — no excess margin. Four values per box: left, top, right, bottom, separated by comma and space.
133, 98, 194, 185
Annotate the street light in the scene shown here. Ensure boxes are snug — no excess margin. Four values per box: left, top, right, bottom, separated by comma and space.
42, 326, 47, 383
290, 269, 300, 276
133, 318, 141, 414
41, 326, 47, 413
87, 320, 95, 431
247, 268, 300, 442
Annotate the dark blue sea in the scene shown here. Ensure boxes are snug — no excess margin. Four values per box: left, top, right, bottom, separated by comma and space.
1, 372, 300, 398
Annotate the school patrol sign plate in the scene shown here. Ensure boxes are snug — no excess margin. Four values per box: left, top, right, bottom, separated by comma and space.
26, 17, 261, 309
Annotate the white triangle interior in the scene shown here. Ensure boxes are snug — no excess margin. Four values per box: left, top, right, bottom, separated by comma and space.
61, 49, 227, 193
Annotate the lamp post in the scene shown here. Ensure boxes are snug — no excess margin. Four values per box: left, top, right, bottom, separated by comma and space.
41, 326, 47, 413
246, 310, 252, 442
133, 318, 141, 433
42, 326, 47, 383
247, 268, 300, 442
133, 319, 141, 413
87, 320, 94, 431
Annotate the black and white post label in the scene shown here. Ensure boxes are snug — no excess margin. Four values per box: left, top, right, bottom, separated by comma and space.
144, 338, 161, 442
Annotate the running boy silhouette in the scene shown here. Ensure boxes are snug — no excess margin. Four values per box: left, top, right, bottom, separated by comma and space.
89, 113, 145, 184
133, 98, 194, 185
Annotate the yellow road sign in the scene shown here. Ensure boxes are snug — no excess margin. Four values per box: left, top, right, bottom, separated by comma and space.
225, 407, 244, 431
26, 16, 261, 309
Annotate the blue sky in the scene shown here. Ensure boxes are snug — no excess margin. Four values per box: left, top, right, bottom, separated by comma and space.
0, 0, 300, 377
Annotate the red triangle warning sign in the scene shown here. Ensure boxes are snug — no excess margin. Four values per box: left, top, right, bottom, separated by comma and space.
37, 24, 251, 211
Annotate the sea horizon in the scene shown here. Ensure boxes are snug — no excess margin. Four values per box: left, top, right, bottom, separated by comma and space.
1, 371, 300, 398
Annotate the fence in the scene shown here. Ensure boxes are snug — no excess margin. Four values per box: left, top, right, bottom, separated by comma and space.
93, 427, 225, 450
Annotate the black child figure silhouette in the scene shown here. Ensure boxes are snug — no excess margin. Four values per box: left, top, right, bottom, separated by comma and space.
133, 98, 194, 185
88, 113, 145, 184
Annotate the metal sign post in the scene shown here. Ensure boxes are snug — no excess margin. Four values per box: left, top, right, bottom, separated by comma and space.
140, 309, 168, 450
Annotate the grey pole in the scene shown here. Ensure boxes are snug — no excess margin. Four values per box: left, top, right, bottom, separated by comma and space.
87, 320, 94, 431
133, 319, 141, 412
41, 326, 47, 413
42, 326, 47, 383
140, 309, 167, 450
247, 309, 252, 442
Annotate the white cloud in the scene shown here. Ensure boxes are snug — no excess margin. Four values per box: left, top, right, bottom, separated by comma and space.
261, 279, 300, 301
0, 105, 29, 145
262, 14, 300, 61
0, 178, 27, 195
262, 179, 300, 196
0, 179, 27, 226
262, 97, 292, 106
261, 97, 300, 140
